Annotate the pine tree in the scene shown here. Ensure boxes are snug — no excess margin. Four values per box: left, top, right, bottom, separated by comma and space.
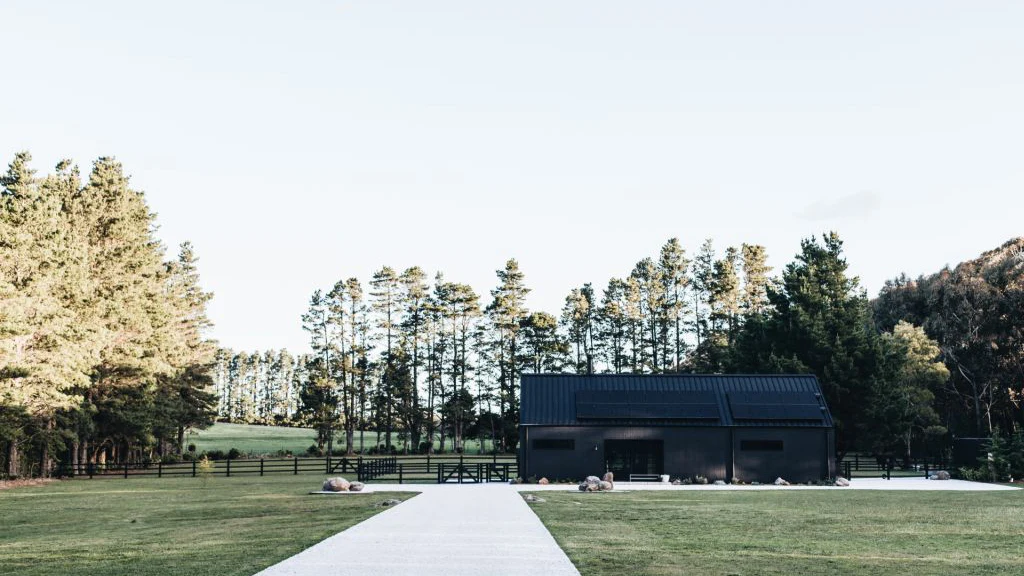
0, 153, 91, 476
370, 267, 401, 450
597, 278, 629, 373
740, 243, 771, 316
487, 259, 530, 451
659, 238, 691, 371
399, 267, 429, 452
691, 239, 715, 350
748, 232, 878, 456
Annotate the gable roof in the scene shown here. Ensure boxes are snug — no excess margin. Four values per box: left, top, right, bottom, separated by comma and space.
520, 374, 834, 428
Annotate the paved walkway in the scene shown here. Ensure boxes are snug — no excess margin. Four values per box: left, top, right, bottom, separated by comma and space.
255, 477, 1014, 576
254, 484, 580, 576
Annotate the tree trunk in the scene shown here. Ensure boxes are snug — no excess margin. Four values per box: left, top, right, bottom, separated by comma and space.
5, 441, 19, 478
177, 426, 186, 455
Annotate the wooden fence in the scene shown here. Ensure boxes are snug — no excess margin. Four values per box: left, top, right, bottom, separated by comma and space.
838, 453, 952, 479
58, 453, 518, 484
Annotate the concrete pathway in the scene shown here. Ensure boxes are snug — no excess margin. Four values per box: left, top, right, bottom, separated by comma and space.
254, 483, 580, 576
255, 477, 1014, 576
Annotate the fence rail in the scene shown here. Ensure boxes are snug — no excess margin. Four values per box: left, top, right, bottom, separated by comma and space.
57, 454, 518, 484
838, 453, 952, 480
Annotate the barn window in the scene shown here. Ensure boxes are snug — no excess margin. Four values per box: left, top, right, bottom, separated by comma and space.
533, 439, 575, 450
740, 440, 784, 451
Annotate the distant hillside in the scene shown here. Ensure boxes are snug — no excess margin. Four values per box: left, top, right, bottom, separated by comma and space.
873, 237, 1024, 436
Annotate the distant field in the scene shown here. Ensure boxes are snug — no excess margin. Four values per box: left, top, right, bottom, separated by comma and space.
0, 474, 413, 576
187, 423, 497, 456
528, 489, 1024, 576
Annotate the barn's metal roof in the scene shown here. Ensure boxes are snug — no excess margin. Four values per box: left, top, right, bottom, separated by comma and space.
520, 374, 834, 428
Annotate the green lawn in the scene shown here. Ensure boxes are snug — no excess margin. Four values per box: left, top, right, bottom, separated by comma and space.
186, 422, 319, 455
187, 422, 497, 456
0, 474, 414, 576
527, 489, 1024, 576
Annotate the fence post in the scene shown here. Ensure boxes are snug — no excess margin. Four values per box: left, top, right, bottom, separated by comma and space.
399, 464, 403, 484
357, 456, 363, 482
124, 461, 129, 479
227, 458, 231, 478
294, 458, 298, 475
192, 460, 196, 478
260, 458, 264, 477
158, 461, 163, 478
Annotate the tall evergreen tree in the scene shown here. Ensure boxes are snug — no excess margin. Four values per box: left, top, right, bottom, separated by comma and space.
487, 259, 530, 451
659, 238, 691, 371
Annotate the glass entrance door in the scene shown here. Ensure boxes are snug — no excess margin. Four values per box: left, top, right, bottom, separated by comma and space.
604, 440, 664, 479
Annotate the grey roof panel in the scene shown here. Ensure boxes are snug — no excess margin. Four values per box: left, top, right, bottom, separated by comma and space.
520, 373, 834, 428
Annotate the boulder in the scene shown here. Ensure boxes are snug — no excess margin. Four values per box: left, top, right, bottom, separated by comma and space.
773, 477, 790, 486
935, 470, 951, 480
378, 499, 402, 507
834, 477, 850, 487
538, 477, 549, 485
323, 477, 351, 492
713, 480, 726, 486
671, 479, 682, 486
523, 494, 545, 503
599, 481, 613, 491
349, 481, 365, 492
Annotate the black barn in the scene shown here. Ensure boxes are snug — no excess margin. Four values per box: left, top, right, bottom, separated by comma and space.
518, 374, 836, 483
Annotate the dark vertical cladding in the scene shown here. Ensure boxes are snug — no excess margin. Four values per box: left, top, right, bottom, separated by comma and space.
520, 374, 835, 483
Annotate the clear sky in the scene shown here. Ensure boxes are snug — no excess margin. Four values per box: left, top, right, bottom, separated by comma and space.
2, 1, 1022, 354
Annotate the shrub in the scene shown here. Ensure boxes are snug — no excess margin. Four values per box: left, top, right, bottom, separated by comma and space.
160, 454, 181, 465
694, 475, 708, 485
204, 449, 226, 461
187, 443, 196, 453
196, 455, 214, 487
305, 444, 322, 457
227, 448, 243, 460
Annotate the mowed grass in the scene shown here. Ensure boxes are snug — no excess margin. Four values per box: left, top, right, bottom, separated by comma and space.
526, 489, 1024, 576
188, 423, 497, 456
0, 474, 414, 576
187, 423, 319, 455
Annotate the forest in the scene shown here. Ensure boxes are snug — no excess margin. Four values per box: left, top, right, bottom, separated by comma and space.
2, 152, 1023, 477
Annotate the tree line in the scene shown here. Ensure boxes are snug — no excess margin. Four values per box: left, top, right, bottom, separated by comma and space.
0, 153, 216, 477
4, 150, 1022, 476
218, 234, 1022, 464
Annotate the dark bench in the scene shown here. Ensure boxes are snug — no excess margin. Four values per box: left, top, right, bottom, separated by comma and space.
628, 474, 662, 482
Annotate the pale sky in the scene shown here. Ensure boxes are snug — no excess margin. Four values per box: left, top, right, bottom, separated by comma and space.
2, 1, 1022, 353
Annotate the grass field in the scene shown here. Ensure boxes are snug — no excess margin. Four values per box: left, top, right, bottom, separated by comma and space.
527, 489, 1024, 576
187, 423, 496, 456
0, 475, 414, 576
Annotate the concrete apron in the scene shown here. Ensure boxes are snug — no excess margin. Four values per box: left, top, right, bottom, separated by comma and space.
254, 483, 580, 576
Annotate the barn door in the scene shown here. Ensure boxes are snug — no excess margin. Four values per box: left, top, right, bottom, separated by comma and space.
604, 440, 664, 479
